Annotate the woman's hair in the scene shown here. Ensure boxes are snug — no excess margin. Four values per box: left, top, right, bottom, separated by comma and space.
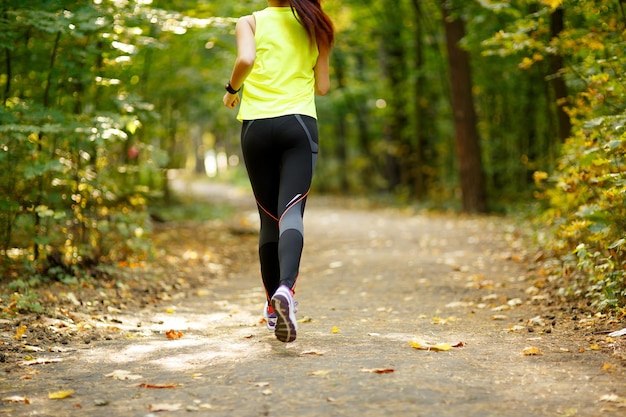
289, 0, 334, 50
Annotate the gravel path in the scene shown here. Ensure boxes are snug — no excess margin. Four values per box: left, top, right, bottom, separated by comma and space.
2, 181, 625, 417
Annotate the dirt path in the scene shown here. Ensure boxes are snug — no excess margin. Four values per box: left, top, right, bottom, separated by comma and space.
2, 181, 626, 417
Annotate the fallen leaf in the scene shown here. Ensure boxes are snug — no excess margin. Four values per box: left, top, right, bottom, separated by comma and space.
608, 328, 626, 337
309, 370, 331, 376
432, 316, 456, 325
409, 340, 461, 352
300, 350, 324, 356
138, 383, 178, 389
148, 403, 182, 412
527, 316, 546, 326
589, 344, 600, 351
165, 329, 183, 340
19, 357, 62, 366
105, 370, 143, 380
522, 346, 542, 356
361, 368, 394, 374
507, 324, 526, 332
601, 363, 614, 372
599, 394, 626, 407
48, 390, 75, 399
14, 325, 27, 339
255, 382, 270, 387
2, 395, 30, 404
261, 389, 272, 396
23, 345, 43, 352
298, 316, 313, 323
331, 326, 340, 334
491, 315, 508, 321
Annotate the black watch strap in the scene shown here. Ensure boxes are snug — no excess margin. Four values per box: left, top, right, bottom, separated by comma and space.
225, 81, 240, 94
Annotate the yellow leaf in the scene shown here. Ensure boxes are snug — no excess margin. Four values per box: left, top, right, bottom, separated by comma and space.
601, 362, 614, 372
541, 0, 563, 9
519, 57, 534, 70
522, 346, 542, 356
590, 344, 600, 351
48, 390, 74, 400
409, 340, 456, 352
533, 171, 549, 185
408, 340, 421, 349
429, 344, 452, 352
165, 308, 176, 314
331, 326, 340, 334
14, 325, 27, 340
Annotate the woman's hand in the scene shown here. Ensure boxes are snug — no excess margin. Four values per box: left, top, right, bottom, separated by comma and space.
223, 92, 240, 109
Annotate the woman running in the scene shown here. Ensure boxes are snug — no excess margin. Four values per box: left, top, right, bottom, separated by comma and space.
222, 0, 334, 343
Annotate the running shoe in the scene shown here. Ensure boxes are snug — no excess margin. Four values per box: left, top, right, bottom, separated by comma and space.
264, 301, 277, 332
271, 285, 297, 343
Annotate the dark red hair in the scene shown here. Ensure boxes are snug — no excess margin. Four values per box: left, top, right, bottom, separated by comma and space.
289, 0, 335, 50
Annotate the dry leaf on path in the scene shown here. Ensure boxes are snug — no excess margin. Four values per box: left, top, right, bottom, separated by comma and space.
14, 325, 27, 339
608, 328, 626, 337
2, 395, 30, 404
23, 345, 43, 352
361, 368, 395, 374
148, 403, 182, 412
165, 329, 183, 339
138, 383, 178, 389
600, 394, 626, 407
105, 370, 143, 380
309, 370, 331, 376
300, 350, 324, 356
48, 390, 74, 399
409, 340, 464, 352
522, 346, 542, 356
19, 357, 62, 366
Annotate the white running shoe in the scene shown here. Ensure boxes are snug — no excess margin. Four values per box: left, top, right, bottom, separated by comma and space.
271, 285, 297, 343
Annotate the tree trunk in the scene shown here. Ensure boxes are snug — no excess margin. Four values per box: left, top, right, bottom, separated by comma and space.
380, 0, 409, 191
548, 7, 572, 142
441, 1, 488, 213
410, 0, 426, 200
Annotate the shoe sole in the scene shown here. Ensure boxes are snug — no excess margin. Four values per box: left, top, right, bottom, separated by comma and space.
271, 294, 297, 343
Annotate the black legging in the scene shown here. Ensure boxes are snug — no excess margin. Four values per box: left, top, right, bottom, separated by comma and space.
241, 114, 318, 301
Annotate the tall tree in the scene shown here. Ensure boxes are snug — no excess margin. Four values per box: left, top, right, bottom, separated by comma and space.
548, 6, 571, 142
440, 0, 488, 213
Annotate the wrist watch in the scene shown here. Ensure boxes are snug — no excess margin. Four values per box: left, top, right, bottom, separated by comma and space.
225, 81, 240, 94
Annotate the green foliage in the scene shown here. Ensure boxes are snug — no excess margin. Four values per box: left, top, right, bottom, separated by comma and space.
487, 0, 626, 310
0, 0, 229, 285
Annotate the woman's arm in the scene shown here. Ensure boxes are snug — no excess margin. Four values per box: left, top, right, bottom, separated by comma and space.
223, 15, 256, 109
314, 45, 331, 96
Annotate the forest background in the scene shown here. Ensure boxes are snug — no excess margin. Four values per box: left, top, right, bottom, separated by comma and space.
0, 0, 625, 314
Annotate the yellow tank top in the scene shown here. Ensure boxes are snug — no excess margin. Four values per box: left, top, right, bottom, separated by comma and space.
237, 7, 319, 121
